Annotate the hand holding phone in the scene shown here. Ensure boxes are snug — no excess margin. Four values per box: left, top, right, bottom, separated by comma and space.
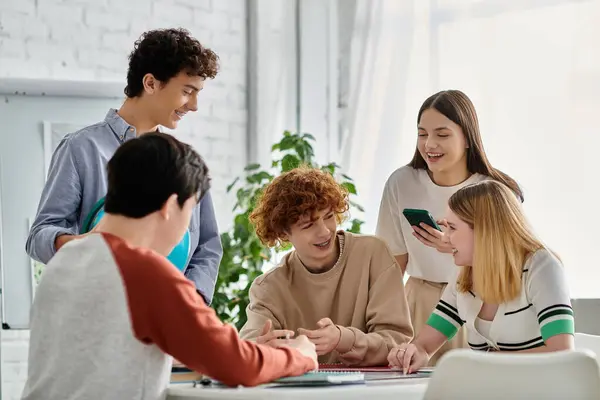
402, 208, 441, 231
402, 208, 453, 254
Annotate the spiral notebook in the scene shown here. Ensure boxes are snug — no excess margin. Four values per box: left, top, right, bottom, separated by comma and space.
197, 370, 365, 388
272, 370, 365, 386
320, 363, 434, 373
318, 364, 434, 381
319, 364, 396, 372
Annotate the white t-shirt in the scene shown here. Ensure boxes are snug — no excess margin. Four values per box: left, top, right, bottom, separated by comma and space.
376, 166, 486, 283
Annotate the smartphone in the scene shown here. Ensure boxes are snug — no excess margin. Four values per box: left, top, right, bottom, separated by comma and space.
402, 208, 441, 231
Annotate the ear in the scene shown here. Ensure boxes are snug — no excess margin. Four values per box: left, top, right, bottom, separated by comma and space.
159, 194, 179, 220
142, 73, 158, 94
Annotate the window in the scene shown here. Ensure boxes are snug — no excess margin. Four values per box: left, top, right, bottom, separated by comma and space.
432, 0, 600, 297
339, 0, 600, 297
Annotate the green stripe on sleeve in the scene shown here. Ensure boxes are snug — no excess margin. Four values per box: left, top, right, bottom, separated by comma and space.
426, 313, 459, 340
541, 319, 575, 341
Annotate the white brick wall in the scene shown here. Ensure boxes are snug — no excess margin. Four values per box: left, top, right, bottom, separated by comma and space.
0, 0, 248, 398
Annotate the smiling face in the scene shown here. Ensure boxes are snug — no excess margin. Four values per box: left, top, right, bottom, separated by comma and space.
445, 206, 475, 267
417, 108, 468, 177
143, 72, 205, 129
286, 208, 339, 272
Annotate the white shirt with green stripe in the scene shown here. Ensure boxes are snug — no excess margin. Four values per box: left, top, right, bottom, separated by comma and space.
426, 249, 574, 352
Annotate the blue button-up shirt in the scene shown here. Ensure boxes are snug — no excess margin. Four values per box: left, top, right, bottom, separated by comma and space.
26, 109, 223, 304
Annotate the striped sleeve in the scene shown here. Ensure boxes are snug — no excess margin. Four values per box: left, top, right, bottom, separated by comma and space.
426, 279, 463, 340
527, 250, 574, 342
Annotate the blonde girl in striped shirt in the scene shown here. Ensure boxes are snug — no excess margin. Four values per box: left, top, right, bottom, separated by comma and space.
388, 180, 574, 373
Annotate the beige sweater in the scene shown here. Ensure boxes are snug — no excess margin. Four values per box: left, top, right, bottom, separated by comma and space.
239, 231, 413, 366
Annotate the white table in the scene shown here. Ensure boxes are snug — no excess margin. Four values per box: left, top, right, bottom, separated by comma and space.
167, 378, 429, 400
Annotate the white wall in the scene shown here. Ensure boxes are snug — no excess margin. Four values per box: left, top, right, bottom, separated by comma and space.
298, 0, 339, 165
247, 0, 341, 168
0, 0, 248, 398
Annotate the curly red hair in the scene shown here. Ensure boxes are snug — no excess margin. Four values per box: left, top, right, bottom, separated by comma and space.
250, 166, 349, 247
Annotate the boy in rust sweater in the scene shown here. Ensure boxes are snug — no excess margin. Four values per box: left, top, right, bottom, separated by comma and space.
239, 166, 413, 366
22, 133, 317, 400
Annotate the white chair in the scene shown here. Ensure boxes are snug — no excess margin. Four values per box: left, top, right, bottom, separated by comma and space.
576, 332, 600, 360
423, 349, 600, 400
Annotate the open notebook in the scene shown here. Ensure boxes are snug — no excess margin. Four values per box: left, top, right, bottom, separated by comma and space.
196, 370, 366, 388
172, 365, 431, 388
272, 370, 365, 386
318, 364, 434, 381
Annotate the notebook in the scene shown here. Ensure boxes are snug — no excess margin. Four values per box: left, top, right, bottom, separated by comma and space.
318, 363, 434, 380
272, 370, 365, 386
198, 370, 365, 388
319, 363, 396, 372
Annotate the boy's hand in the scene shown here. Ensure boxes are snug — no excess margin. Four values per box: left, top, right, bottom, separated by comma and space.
285, 335, 318, 370
256, 320, 295, 347
298, 318, 341, 355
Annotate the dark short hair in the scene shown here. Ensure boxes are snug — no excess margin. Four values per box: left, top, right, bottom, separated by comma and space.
124, 28, 219, 97
104, 132, 210, 218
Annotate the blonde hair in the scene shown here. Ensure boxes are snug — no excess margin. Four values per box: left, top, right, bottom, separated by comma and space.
449, 180, 547, 303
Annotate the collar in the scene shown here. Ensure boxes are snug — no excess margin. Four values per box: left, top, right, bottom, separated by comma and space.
104, 109, 137, 142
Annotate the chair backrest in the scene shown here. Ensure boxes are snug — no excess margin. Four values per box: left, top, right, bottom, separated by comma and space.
575, 332, 600, 360
423, 349, 600, 400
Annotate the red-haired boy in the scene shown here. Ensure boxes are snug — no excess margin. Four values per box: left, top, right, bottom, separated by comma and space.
239, 166, 413, 366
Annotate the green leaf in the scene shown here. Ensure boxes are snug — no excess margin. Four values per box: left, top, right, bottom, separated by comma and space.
321, 163, 335, 175
341, 182, 357, 195
302, 133, 316, 141
279, 136, 297, 151
281, 154, 301, 172
303, 142, 315, 159
244, 163, 261, 171
341, 174, 353, 181
283, 130, 291, 137
226, 177, 239, 193
246, 171, 273, 185
349, 199, 365, 212
296, 144, 306, 161
347, 218, 364, 234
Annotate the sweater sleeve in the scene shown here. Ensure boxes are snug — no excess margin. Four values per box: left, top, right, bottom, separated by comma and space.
109, 236, 314, 387
334, 262, 413, 366
526, 250, 574, 342
238, 278, 282, 340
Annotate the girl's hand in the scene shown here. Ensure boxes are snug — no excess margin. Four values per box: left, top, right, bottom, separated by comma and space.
412, 219, 453, 254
